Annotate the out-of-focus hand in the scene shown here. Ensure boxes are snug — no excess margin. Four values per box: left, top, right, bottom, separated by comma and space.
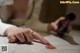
48, 22, 58, 31
48, 17, 65, 31
5, 26, 49, 45
5, 26, 33, 43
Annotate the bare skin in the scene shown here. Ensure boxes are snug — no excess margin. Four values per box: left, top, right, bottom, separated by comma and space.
48, 17, 65, 32
4, 0, 66, 45
5, 26, 49, 45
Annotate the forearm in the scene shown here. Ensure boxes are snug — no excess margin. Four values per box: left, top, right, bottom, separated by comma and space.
32, 21, 48, 32
25, 19, 48, 32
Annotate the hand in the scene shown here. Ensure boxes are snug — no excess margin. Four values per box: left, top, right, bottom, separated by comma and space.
48, 17, 65, 31
5, 26, 33, 43
48, 22, 58, 31
5, 26, 49, 45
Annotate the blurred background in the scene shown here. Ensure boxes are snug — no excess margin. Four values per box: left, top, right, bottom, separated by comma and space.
0, 1, 80, 52
0, 0, 80, 30
40, 0, 80, 30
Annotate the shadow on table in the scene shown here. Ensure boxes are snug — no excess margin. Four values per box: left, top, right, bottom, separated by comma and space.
51, 33, 79, 45
63, 35, 79, 45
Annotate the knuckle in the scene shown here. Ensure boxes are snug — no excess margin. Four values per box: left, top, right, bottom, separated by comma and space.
61, 17, 64, 19
50, 23, 54, 26
22, 30, 27, 33
27, 28, 31, 30
27, 28, 32, 31
51, 22, 54, 25
16, 32, 23, 36
17, 33, 21, 35
7, 33, 13, 37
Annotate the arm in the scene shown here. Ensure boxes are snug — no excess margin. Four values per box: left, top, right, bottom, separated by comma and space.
0, 19, 49, 44
25, 0, 49, 32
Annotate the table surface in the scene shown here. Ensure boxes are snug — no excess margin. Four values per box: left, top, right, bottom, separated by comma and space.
0, 30, 80, 53
0, 35, 80, 53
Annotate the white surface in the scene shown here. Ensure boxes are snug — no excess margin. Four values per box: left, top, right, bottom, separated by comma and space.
0, 30, 80, 53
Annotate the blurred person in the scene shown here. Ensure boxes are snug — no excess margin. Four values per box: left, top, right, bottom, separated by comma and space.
0, 0, 75, 42
0, 19, 49, 44
0, 0, 51, 32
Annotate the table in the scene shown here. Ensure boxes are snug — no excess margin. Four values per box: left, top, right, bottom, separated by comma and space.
0, 34, 80, 53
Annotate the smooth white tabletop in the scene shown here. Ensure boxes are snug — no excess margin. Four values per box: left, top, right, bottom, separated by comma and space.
0, 34, 80, 53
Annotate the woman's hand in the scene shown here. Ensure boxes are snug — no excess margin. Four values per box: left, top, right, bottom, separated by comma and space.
5, 26, 49, 45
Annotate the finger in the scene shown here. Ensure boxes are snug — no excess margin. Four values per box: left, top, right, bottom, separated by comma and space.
32, 32, 50, 45
24, 30, 33, 42
7, 34, 16, 42
15, 33, 25, 42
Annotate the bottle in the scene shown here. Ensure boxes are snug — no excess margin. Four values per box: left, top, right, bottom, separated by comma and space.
57, 13, 76, 37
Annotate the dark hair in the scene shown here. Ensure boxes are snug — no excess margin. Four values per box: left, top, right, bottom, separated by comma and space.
65, 13, 76, 21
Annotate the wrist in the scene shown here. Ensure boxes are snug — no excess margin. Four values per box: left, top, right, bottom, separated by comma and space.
4, 26, 17, 35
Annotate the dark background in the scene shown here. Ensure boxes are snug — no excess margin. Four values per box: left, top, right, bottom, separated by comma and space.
40, 0, 80, 27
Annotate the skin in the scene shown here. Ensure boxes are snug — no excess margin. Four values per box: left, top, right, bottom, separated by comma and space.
49, 17, 73, 36
5, 26, 49, 44
4, 17, 72, 45
5, 0, 48, 44
6, 0, 29, 19
48, 17, 65, 31
4, 0, 70, 44
4, 17, 65, 44
4, 0, 49, 44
